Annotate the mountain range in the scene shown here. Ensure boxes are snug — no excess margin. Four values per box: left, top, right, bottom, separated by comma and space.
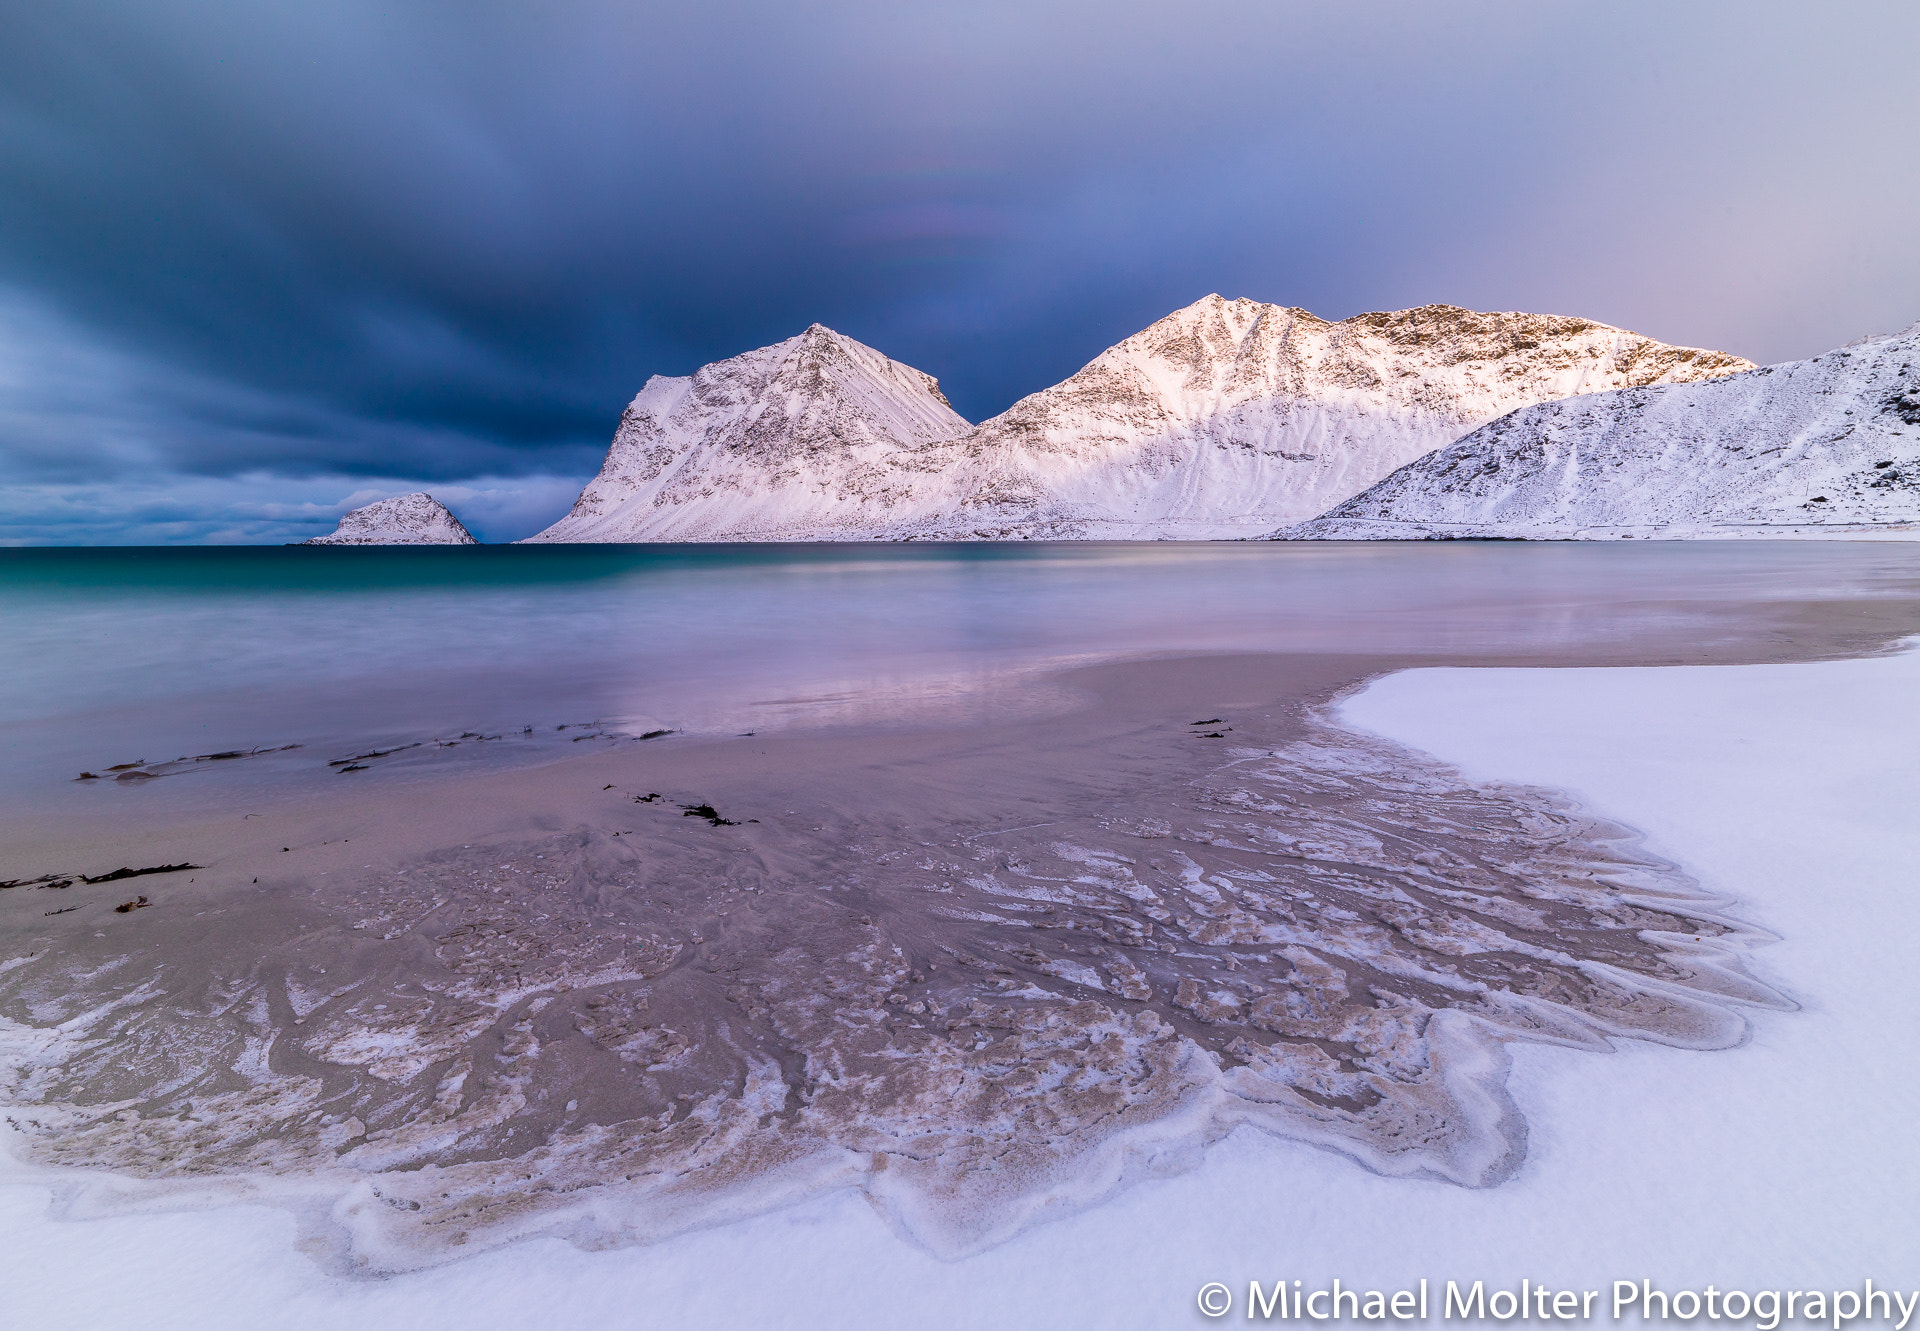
310, 301, 1920, 545
525, 297, 1754, 543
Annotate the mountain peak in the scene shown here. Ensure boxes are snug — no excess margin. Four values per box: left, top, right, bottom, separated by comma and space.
526, 328, 970, 543
795, 321, 847, 346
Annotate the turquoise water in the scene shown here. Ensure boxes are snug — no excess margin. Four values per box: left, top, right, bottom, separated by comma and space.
3, 541, 1917, 816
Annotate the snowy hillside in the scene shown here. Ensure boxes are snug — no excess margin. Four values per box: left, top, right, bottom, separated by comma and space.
303, 492, 476, 545
898, 296, 1752, 539
528, 297, 1751, 543
1279, 323, 1920, 540
526, 324, 970, 542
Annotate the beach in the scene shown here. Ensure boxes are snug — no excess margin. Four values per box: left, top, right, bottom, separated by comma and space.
2, 542, 1918, 1324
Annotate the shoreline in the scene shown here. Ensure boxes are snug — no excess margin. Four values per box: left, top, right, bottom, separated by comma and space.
7, 579, 1920, 1272
10, 568, 1920, 867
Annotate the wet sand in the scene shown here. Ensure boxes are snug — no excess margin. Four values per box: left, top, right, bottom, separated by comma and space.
3, 592, 1919, 1271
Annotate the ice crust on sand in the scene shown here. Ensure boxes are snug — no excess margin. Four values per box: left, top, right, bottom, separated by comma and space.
0, 713, 1784, 1271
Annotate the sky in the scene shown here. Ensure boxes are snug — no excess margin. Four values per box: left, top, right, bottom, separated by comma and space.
1, 0, 1916, 544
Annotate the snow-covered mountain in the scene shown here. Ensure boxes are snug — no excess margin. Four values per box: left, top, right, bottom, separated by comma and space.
1278, 323, 1920, 540
528, 297, 1753, 543
526, 325, 970, 542
303, 492, 477, 545
896, 297, 1753, 539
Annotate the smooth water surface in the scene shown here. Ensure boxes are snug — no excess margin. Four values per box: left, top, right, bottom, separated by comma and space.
4, 541, 1918, 815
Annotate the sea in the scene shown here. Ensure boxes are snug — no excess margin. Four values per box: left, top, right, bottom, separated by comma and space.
3, 540, 1917, 819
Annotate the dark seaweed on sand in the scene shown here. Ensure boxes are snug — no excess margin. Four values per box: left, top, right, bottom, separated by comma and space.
4, 865, 195, 890
328, 744, 420, 767
679, 802, 757, 826
78, 744, 300, 783
83, 864, 198, 884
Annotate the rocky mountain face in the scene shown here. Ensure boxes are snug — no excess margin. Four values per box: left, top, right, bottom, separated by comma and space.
303, 492, 476, 545
528, 298, 1752, 543
1279, 324, 1920, 540
526, 325, 970, 542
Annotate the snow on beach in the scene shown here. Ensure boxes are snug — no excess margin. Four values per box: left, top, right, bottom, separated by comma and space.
3, 646, 1916, 1329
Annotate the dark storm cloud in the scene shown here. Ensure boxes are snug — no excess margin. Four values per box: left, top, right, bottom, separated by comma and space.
0, 0, 1916, 540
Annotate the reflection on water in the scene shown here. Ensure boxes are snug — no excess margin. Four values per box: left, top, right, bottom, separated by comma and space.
3, 541, 1918, 813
